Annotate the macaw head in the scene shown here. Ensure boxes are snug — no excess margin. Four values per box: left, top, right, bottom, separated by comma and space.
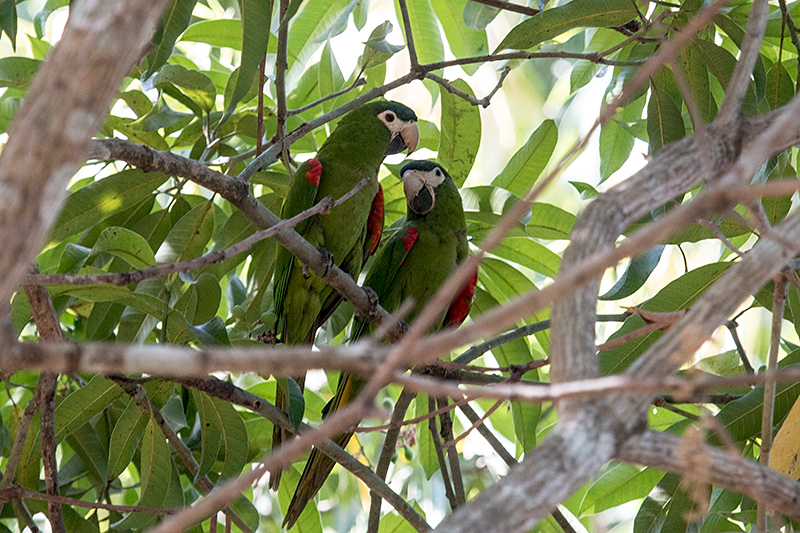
400, 160, 453, 216
368, 100, 419, 155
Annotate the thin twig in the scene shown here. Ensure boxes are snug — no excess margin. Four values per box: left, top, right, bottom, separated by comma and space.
715, 0, 768, 124
426, 68, 510, 108
778, 0, 800, 89
428, 396, 457, 510
725, 320, 754, 374
758, 267, 789, 530
273, 0, 290, 146
0, 485, 179, 515
437, 398, 466, 507
24, 177, 370, 287
397, 0, 419, 68
288, 78, 367, 116
469, 0, 538, 16
367, 389, 416, 533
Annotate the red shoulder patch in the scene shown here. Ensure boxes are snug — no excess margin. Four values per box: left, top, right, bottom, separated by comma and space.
305, 158, 322, 185
445, 265, 478, 327
402, 228, 419, 253
366, 185, 384, 256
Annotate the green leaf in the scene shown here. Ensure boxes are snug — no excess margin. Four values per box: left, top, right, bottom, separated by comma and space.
49, 169, 167, 242
492, 119, 558, 196
153, 64, 216, 113
634, 473, 703, 533
496, 0, 637, 51
715, 351, 800, 444
527, 202, 575, 239
0, 0, 17, 50
415, 394, 440, 479
66, 423, 108, 484
287, 0, 355, 81
438, 79, 481, 186
0, 57, 41, 89
189, 316, 231, 345
463, 0, 499, 30
112, 419, 183, 530
395, 0, 444, 66
180, 272, 222, 325
225, 0, 272, 115
580, 463, 662, 514
145, 0, 198, 78
765, 61, 795, 111
89, 226, 156, 270
600, 262, 733, 374
360, 21, 405, 70
181, 19, 243, 49
677, 42, 715, 124
599, 245, 664, 301
493, 237, 560, 279
155, 201, 215, 264
105, 115, 170, 150
430, 0, 489, 75
646, 83, 685, 155
318, 41, 344, 113
571, 29, 625, 93
192, 389, 223, 482
599, 119, 635, 181
52, 376, 124, 444
107, 381, 174, 481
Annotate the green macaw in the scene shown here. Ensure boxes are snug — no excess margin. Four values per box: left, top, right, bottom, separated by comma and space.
271, 100, 419, 489
282, 160, 478, 529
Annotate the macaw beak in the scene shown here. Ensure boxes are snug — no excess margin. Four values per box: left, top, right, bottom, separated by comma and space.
385, 121, 419, 155
402, 169, 435, 215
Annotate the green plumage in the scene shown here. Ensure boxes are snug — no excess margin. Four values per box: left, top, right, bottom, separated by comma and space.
271, 100, 417, 492
283, 161, 471, 529
274, 101, 417, 345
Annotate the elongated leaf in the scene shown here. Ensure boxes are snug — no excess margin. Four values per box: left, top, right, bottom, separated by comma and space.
431, 0, 488, 75
765, 62, 795, 111
0, 57, 41, 89
492, 119, 557, 196
438, 79, 481, 185
66, 423, 108, 484
599, 245, 664, 300
581, 463, 662, 514
492, 237, 560, 279
600, 262, 733, 374
415, 394, 440, 479
318, 41, 344, 112
89, 226, 156, 270
145, 0, 198, 78
396, 0, 444, 66
52, 375, 124, 444
153, 64, 216, 113
180, 19, 243, 49
496, 0, 637, 51
287, 0, 354, 81
0, 0, 16, 50
715, 351, 800, 444
527, 202, 575, 239
646, 83, 685, 155
278, 467, 323, 532
463, 0, 499, 30
113, 419, 183, 530
49, 170, 167, 243
571, 29, 625, 92
192, 389, 223, 482
599, 119, 635, 182
225, 0, 272, 115
155, 201, 215, 264
676, 43, 713, 124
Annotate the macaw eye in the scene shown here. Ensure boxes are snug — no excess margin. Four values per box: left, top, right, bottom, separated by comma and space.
435, 169, 442, 177
385, 112, 395, 122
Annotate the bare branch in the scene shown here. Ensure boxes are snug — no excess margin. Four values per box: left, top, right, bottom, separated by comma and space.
0, 0, 172, 305
715, 0, 769, 124
0, 485, 179, 515
397, 0, 419, 68
469, 0, 538, 16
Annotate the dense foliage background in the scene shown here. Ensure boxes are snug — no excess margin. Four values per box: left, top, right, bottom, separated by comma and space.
1, 0, 800, 532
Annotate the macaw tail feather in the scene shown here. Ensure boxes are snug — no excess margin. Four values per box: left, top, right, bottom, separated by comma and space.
282, 430, 356, 529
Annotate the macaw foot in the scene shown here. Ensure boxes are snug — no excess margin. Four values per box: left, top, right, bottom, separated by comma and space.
317, 246, 335, 276
355, 286, 380, 322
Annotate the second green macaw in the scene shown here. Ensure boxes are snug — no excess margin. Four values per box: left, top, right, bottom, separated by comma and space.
271, 100, 419, 489
282, 160, 478, 529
